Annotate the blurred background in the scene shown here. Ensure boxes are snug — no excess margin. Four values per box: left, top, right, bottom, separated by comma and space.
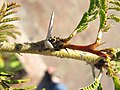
1, 0, 120, 90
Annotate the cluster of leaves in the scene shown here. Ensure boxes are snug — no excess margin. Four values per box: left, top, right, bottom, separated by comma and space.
67, 0, 120, 41
0, 54, 19, 70
75, 0, 120, 33
0, 72, 36, 90
72, 0, 120, 90
0, 2, 36, 90
0, 53, 26, 78
0, 2, 21, 41
0, 53, 32, 89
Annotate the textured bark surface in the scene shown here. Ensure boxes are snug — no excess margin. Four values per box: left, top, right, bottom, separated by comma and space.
3, 0, 120, 90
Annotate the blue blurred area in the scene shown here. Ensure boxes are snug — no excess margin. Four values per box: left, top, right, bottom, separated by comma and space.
36, 70, 68, 90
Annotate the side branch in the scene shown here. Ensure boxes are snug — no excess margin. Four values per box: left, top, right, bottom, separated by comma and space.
0, 40, 101, 64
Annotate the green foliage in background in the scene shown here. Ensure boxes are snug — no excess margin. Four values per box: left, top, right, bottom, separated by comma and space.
0, 2, 21, 41
0, 2, 36, 90
0, 53, 23, 72
0, 72, 36, 90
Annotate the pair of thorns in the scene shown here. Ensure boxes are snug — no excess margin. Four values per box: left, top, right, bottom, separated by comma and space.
45, 12, 114, 60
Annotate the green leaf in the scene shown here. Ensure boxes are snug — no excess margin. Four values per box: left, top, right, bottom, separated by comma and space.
0, 3, 6, 14
1, 17, 21, 23
112, 76, 120, 90
95, 0, 100, 8
88, 0, 97, 15
6, 3, 20, 11
89, 10, 99, 22
5, 11, 17, 17
109, 0, 120, 6
80, 79, 100, 90
0, 3, 6, 21
107, 14, 120, 22
13, 85, 36, 90
99, 9, 106, 29
116, 50, 120, 59
100, 0, 108, 12
10, 60, 20, 68
0, 54, 5, 68
0, 24, 15, 30
110, 61, 120, 75
5, 31, 18, 39
6, 79, 30, 84
0, 29, 21, 36
97, 83, 103, 90
0, 72, 13, 80
75, 12, 89, 32
102, 24, 113, 32
1, 81, 12, 89
0, 36, 7, 41
109, 6, 120, 11
0, 72, 13, 77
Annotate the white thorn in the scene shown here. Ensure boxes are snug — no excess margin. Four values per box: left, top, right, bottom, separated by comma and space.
46, 11, 55, 40
44, 40, 54, 49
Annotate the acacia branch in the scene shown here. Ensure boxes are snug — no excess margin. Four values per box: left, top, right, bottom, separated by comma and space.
0, 40, 114, 65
